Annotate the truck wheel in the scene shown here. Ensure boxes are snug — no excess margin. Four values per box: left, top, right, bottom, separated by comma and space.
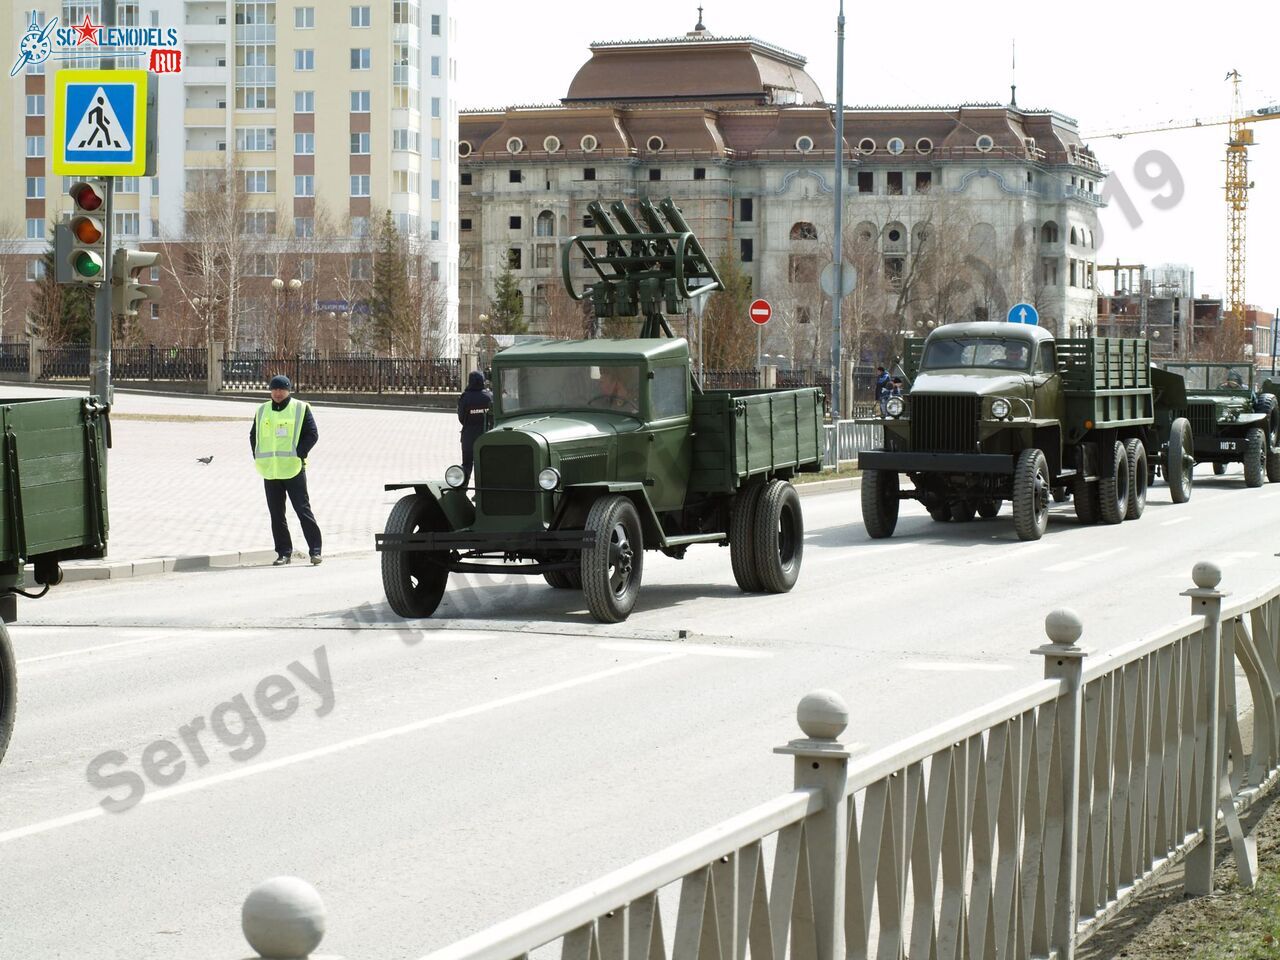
950, 501, 976, 522
1098, 441, 1130, 525
1013, 448, 1050, 541
730, 484, 765, 590
1051, 487, 1071, 503
581, 495, 644, 623
861, 470, 899, 539
1124, 439, 1148, 521
1214, 462, 1227, 476
1166, 418, 1193, 503
926, 500, 951, 522
1244, 427, 1267, 488
1268, 446, 1280, 483
382, 494, 450, 618
753, 481, 803, 593
0, 623, 14, 765
977, 499, 1001, 519
543, 568, 582, 590
1073, 479, 1100, 524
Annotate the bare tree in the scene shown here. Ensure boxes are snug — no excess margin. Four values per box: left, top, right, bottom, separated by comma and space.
0, 219, 24, 340
324, 215, 375, 353
541, 280, 590, 340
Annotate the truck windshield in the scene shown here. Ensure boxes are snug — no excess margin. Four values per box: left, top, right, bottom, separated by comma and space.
497, 364, 642, 416
1165, 364, 1250, 391
921, 338, 1032, 372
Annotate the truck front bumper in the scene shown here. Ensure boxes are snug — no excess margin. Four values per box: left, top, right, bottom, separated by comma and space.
857, 451, 1016, 474
376, 529, 597, 553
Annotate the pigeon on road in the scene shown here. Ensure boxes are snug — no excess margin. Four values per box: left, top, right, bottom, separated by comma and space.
196, 456, 214, 465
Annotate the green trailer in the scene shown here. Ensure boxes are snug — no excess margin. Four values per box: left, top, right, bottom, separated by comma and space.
0, 394, 110, 764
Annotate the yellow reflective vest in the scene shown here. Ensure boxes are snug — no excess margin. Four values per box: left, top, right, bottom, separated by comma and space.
254, 399, 308, 480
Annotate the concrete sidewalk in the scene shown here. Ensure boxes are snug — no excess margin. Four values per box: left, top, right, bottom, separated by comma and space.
6, 385, 858, 582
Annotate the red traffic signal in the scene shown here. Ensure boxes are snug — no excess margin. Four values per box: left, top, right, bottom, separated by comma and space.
66, 180, 107, 286
70, 181, 104, 212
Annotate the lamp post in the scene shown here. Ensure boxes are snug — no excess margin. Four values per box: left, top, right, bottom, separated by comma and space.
272, 276, 304, 350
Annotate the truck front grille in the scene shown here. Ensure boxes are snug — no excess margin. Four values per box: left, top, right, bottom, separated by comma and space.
478, 445, 535, 516
1186, 402, 1217, 441
558, 453, 607, 486
909, 394, 980, 452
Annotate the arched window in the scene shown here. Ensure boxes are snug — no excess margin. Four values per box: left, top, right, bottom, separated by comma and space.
790, 221, 818, 241
1041, 221, 1060, 244
882, 221, 908, 253
853, 220, 878, 248
1069, 226, 1078, 245
1088, 229, 1095, 249
535, 210, 555, 237
912, 222, 930, 252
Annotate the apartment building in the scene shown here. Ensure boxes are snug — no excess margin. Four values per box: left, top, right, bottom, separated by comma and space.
1, 0, 459, 353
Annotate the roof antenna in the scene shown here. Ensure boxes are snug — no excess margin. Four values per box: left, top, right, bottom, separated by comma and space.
1010, 38, 1018, 107
695, 4, 705, 31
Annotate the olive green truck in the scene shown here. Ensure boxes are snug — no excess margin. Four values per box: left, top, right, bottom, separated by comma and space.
376, 198, 824, 623
859, 321, 1192, 541
0, 395, 111, 764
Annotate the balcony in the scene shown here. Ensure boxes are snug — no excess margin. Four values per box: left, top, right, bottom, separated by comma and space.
235, 65, 276, 86
185, 149, 228, 168
183, 23, 227, 45
182, 64, 227, 86
235, 23, 276, 44
184, 107, 227, 127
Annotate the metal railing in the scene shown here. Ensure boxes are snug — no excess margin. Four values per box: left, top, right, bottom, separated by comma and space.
0, 342, 30, 375
37, 345, 207, 381
700, 369, 760, 390
823, 418, 880, 467
418, 562, 1280, 960
221, 353, 461, 394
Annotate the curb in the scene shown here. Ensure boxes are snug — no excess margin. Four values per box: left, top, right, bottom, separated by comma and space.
32, 548, 370, 583
795, 475, 860, 497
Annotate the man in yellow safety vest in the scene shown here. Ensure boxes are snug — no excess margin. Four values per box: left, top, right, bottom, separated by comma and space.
249, 375, 323, 565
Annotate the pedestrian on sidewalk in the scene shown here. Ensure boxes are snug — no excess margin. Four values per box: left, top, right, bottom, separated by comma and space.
457, 370, 493, 489
250, 375, 323, 566
875, 365, 891, 416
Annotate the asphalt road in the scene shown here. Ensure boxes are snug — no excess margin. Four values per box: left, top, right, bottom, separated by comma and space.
1, 471, 1277, 959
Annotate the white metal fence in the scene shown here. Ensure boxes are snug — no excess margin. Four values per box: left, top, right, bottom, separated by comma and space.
418, 561, 1280, 960
823, 419, 880, 469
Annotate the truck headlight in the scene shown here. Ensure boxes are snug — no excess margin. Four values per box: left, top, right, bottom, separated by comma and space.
445, 465, 466, 488
537, 467, 561, 491
991, 398, 1011, 419
885, 396, 905, 417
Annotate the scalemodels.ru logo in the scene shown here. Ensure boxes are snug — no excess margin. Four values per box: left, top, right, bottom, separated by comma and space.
10, 9, 182, 77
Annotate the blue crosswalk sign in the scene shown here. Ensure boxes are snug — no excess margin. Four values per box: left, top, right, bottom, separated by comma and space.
53, 69, 149, 175
1007, 302, 1039, 325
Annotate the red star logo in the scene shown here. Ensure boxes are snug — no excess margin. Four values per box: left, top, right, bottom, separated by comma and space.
72, 13, 101, 46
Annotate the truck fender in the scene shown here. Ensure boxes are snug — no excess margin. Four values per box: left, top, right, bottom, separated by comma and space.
1226, 412, 1269, 433
1032, 424, 1063, 477
555, 483, 664, 547
384, 481, 473, 531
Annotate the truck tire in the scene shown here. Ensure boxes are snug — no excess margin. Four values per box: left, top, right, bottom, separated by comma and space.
543, 568, 582, 590
1269, 446, 1280, 483
730, 484, 765, 590
950, 501, 976, 522
1013, 448, 1050, 541
382, 494, 450, 618
1124, 439, 1148, 521
861, 470, 899, 539
753, 481, 804, 593
977, 498, 1001, 519
0, 624, 14, 765
581, 495, 644, 623
1073, 479, 1100, 524
1244, 427, 1267, 488
926, 500, 951, 522
1166, 418, 1193, 503
1214, 462, 1227, 476
1098, 441, 1130, 525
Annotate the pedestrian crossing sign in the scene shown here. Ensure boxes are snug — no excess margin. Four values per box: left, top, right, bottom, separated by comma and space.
53, 69, 149, 175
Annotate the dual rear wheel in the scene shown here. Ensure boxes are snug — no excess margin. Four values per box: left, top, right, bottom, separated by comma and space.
0, 624, 15, 765
730, 481, 804, 594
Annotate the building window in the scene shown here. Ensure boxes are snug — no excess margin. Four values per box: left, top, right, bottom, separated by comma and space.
114, 212, 140, 235
430, 179, 440, 200
431, 220, 440, 240
26, 177, 45, 199
509, 215, 522, 230
351, 257, 372, 280
740, 239, 754, 263
740, 198, 753, 222
294, 90, 315, 113
916, 172, 932, 193
582, 215, 594, 228
460, 218, 472, 231
294, 49, 314, 71
295, 132, 314, 154
350, 175, 370, 197
509, 169, 522, 184
295, 217, 314, 238
236, 127, 275, 151
351, 216, 369, 237
350, 48, 370, 70
26, 259, 46, 282
583, 167, 596, 181
887, 172, 903, 196
350, 132, 370, 154
858, 171, 873, 193
237, 87, 275, 110
694, 167, 706, 180
461, 172, 472, 186
790, 222, 818, 241
430, 55, 441, 77
431, 13, 441, 35
350, 90, 371, 112
789, 255, 819, 283
1069, 259, 1078, 287
294, 6, 314, 28
299, 259, 314, 281
536, 244, 554, 269
431, 97, 441, 118
431, 137, 441, 159
243, 211, 273, 234
649, 169, 661, 181
26, 219, 43, 240
1041, 221, 1060, 244
294, 175, 314, 197
350, 5, 370, 27
508, 248, 522, 270
25, 136, 45, 157
243, 170, 274, 193
26, 95, 44, 116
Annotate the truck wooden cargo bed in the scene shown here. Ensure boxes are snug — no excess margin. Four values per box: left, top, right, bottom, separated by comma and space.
689, 387, 824, 494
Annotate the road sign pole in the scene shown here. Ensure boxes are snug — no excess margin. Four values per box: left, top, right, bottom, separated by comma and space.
91, 0, 117, 405
757, 322, 762, 370
831, 0, 845, 421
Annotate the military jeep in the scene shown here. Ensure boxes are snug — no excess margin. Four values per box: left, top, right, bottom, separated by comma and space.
1161, 362, 1280, 486
858, 322, 1192, 541
375, 199, 823, 623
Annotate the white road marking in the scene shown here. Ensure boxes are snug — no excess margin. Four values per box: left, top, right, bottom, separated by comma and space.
17, 632, 172, 665
0, 650, 686, 846
903, 661, 1015, 673
965, 542, 1060, 567
597, 641, 772, 659
1161, 516, 1193, 527
1042, 547, 1127, 573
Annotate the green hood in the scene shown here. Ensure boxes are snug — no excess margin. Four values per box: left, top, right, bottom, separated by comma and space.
912, 371, 1031, 396
493, 412, 639, 445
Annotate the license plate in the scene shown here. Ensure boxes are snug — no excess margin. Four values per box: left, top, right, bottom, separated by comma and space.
1220, 440, 1237, 451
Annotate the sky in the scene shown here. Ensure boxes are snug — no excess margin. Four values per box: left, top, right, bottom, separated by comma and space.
454, 0, 1280, 313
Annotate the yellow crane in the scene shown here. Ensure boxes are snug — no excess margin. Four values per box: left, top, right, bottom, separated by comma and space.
1085, 71, 1280, 337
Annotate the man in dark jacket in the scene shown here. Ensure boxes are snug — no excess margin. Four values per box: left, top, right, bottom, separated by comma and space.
875, 366, 891, 415
457, 370, 492, 488
249, 375, 323, 565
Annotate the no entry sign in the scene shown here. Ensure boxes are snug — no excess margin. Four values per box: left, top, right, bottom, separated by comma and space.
749, 299, 772, 325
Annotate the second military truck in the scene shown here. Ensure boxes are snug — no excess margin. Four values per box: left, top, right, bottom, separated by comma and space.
859, 321, 1192, 541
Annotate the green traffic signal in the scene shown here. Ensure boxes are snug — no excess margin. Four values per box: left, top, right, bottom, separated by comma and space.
72, 251, 103, 278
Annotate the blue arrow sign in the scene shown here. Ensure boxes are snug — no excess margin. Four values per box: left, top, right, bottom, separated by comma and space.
1008, 302, 1039, 325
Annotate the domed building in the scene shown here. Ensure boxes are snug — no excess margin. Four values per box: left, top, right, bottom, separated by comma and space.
458, 16, 1104, 369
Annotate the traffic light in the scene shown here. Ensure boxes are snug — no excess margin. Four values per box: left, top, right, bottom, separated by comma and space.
111, 248, 162, 318
65, 180, 107, 285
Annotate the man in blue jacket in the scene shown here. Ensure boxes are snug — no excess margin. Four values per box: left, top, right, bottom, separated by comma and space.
457, 370, 492, 489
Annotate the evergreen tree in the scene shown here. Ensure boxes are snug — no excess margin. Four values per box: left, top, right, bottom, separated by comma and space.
369, 210, 412, 354
487, 266, 527, 335
27, 232, 93, 344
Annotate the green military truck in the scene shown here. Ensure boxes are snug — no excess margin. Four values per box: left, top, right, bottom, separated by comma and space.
1158, 362, 1280, 486
859, 322, 1192, 541
0, 395, 111, 764
376, 199, 823, 623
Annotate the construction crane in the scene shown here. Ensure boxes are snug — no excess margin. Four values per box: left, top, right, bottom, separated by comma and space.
1084, 71, 1280, 338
